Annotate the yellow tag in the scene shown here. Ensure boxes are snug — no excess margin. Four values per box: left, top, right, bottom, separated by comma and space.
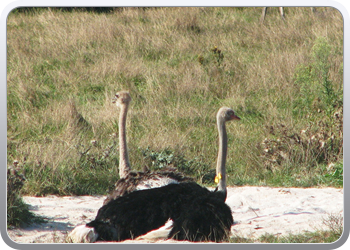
214, 173, 222, 184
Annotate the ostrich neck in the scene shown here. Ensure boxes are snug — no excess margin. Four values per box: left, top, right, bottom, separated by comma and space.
216, 118, 227, 198
118, 104, 130, 178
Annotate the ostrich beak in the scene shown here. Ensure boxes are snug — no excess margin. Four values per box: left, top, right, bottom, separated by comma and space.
112, 95, 118, 104
232, 114, 240, 121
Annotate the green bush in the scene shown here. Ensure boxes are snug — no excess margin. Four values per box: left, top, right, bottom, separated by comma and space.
7, 166, 44, 227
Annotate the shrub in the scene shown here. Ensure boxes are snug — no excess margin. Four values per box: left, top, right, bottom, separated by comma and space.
141, 147, 213, 184
7, 163, 43, 227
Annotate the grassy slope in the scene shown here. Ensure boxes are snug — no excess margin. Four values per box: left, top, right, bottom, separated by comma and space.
7, 7, 343, 196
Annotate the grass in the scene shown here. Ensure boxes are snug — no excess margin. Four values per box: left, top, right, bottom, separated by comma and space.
7, 7, 343, 196
228, 213, 343, 243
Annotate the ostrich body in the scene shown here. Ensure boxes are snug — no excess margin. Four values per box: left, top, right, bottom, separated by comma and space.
66, 106, 239, 243
87, 182, 233, 242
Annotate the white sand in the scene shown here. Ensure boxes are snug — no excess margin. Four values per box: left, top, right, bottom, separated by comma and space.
6, 186, 343, 244
226, 186, 343, 239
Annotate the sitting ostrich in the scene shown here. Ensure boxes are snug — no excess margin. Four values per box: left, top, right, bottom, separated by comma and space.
66, 106, 240, 243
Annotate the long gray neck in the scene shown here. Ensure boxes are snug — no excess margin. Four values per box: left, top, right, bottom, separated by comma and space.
118, 104, 131, 178
216, 117, 227, 199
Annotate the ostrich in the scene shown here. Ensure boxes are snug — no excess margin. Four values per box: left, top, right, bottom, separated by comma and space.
66, 106, 240, 243
103, 91, 192, 205
261, 7, 316, 22
261, 7, 285, 22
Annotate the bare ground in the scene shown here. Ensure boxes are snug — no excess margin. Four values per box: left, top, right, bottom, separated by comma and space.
6, 186, 343, 244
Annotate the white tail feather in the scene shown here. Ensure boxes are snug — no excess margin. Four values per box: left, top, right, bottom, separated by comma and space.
66, 225, 99, 243
136, 219, 173, 241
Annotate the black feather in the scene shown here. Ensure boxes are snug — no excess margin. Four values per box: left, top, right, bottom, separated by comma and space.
103, 170, 193, 205
87, 182, 233, 242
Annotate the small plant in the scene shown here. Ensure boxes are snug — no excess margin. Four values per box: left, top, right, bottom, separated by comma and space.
7, 163, 44, 228
322, 213, 343, 238
312, 37, 341, 115
294, 37, 342, 118
141, 147, 176, 169
141, 147, 213, 183
197, 45, 229, 98
324, 162, 343, 186
198, 46, 225, 67
75, 138, 118, 170
210, 46, 224, 66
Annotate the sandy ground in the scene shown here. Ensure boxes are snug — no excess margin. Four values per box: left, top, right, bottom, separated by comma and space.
6, 186, 343, 244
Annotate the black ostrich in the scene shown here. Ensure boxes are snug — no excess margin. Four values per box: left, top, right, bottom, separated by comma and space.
66, 106, 240, 243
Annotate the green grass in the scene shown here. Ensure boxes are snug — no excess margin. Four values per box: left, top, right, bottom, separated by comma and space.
7, 7, 343, 197
229, 231, 341, 243
229, 213, 343, 243
257, 230, 341, 243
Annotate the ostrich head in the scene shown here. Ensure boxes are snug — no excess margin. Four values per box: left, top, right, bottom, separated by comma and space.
217, 107, 240, 123
112, 91, 132, 107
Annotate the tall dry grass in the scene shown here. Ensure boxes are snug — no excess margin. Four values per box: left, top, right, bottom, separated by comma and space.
7, 7, 343, 195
